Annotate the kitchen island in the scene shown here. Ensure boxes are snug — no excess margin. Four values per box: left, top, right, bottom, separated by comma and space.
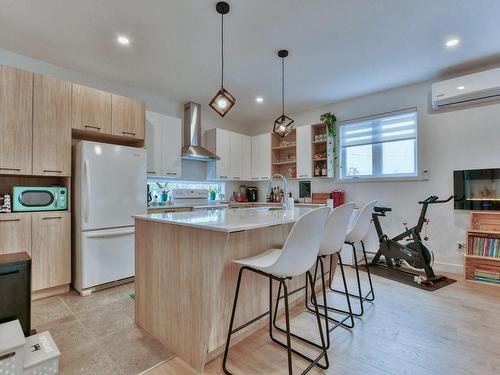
134, 207, 331, 372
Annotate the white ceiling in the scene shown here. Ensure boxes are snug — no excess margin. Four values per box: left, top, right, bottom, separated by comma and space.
1, 0, 500, 125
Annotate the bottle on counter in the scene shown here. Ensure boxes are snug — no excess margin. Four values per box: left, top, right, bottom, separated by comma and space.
269, 188, 274, 203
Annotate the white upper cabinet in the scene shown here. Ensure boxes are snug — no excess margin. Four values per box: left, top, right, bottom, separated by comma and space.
205, 128, 252, 181
251, 133, 271, 180
241, 134, 252, 181
230, 132, 243, 180
205, 128, 230, 180
296, 125, 312, 178
145, 111, 182, 178
146, 111, 162, 175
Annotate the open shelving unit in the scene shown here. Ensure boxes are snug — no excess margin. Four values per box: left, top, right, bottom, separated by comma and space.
271, 129, 297, 178
465, 211, 500, 286
311, 123, 334, 178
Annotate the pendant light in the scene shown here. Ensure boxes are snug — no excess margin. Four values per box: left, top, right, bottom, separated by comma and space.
209, 1, 235, 117
273, 50, 294, 137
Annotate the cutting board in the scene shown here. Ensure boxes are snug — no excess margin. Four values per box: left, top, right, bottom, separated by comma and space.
312, 193, 331, 204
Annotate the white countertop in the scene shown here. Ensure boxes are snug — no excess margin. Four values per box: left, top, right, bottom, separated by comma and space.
147, 202, 325, 210
135, 206, 318, 232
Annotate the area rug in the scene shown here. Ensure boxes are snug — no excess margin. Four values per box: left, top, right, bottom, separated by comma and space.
357, 263, 457, 291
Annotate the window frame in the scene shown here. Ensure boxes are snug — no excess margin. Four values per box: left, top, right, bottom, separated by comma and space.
338, 108, 419, 181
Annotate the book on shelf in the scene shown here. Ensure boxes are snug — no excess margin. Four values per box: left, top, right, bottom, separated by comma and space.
474, 269, 500, 284
468, 236, 500, 257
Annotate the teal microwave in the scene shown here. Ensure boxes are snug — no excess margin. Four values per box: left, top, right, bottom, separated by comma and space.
12, 186, 68, 212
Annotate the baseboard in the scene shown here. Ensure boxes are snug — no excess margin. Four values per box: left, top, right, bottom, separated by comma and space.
433, 261, 463, 275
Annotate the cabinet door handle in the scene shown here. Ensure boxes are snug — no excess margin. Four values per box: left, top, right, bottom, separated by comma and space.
147, 171, 157, 174
84, 125, 101, 130
122, 131, 136, 136
219, 176, 228, 179
0, 167, 21, 171
166, 172, 177, 176
233, 177, 240, 180
43, 169, 62, 173
43, 216, 62, 220
0, 218, 21, 223
299, 174, 309, 178
251, 177, 259, 180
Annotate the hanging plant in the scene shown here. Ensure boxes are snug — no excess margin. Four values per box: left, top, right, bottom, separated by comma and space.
320, 112, 337, 138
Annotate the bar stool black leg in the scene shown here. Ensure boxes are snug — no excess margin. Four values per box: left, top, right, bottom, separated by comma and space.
306, 254, 354, 331
223, 267, 246, 375
328, 242, 376, 317
361, 240, 375, 302
270, 272, 329, 372
282, 280, 293, 375
336, 253, 355, 328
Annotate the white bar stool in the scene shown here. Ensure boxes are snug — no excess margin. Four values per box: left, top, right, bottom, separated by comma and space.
302, 202, 356, 345
222, 207, 331, 375
330, 200, 377, 317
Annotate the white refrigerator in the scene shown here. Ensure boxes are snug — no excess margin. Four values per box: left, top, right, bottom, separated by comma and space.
73, 141, 146, 295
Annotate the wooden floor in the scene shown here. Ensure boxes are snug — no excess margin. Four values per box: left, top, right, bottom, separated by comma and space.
146, 267, 500, 375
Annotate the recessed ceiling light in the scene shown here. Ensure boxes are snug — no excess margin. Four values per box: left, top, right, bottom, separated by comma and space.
256, 97, 264, 103
457, 86, 465, 90
445, 38, 460, 48
117, 36, 130, 45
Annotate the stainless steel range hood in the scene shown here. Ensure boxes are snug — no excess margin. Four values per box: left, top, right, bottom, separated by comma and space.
181, 102, 220, 161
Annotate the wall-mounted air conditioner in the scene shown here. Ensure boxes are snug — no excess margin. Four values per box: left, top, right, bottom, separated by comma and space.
431, 66, 500, 110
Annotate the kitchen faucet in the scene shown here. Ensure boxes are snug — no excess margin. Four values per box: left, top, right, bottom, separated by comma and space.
268, 174, 289, 210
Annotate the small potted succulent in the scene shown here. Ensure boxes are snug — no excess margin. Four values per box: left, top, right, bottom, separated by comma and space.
156, 182, 170, 203
208, 186, 218, 201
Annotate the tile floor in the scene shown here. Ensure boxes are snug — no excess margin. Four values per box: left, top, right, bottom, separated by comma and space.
31, 282, 175, 375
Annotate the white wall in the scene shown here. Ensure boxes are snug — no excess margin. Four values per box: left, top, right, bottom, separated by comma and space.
253, 80, 500, 273
0, 47, 251, 180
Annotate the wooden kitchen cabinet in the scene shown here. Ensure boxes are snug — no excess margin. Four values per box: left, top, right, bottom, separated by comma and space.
33, 74, 72, 176
112, 94, 145, 140
72, 84, 112, 133
31, 212, 71, 291
0, 65, 33, 175
0, 214, 32, 256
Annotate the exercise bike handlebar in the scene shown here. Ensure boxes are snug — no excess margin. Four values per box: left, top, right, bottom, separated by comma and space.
418, 195, 455, 204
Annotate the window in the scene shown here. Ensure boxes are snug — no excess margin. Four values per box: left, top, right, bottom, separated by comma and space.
339, 109, 418, 180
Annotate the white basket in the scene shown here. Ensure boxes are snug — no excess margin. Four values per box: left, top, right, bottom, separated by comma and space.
0, 320, 27, 375
22, 332, 60, 375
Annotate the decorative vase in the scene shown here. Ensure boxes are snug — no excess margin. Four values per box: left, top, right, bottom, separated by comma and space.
209, 192, 216, 201
160, 193, 168, 202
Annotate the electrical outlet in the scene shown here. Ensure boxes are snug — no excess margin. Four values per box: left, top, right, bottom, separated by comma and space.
456, 241, 465, 252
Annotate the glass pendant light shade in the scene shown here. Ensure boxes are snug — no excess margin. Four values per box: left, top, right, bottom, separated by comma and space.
210, 2, 235, 117
273, 114, 294, 137
209, 87, 236, 117
273, 50, 294, 138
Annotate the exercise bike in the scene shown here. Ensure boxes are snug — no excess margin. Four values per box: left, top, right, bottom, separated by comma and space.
370, 195, 454, 286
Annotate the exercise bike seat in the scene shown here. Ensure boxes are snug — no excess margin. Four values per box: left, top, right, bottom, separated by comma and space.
374, 206, 392, 213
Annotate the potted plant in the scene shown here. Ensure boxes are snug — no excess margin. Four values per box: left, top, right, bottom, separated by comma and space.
156, 182, 170, 203
208, 186, 218, 201
320, 112, 337, 139
320, 112, 337, 177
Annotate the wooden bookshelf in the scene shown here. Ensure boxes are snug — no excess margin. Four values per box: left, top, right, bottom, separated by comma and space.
271, 129, 296, 178
465, 211, 500, 286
